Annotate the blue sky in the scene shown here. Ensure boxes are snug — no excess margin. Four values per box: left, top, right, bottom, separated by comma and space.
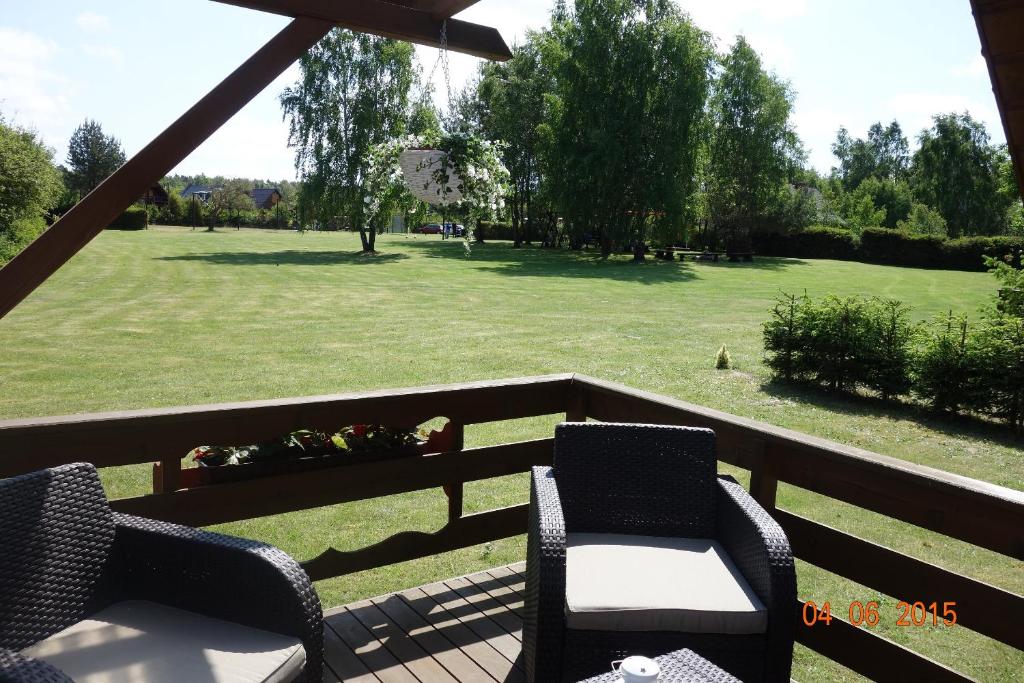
0, 0, 1004, 181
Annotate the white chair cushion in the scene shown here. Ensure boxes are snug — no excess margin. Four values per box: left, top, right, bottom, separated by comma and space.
21, 600, 305, 683
565, 533, 767, 634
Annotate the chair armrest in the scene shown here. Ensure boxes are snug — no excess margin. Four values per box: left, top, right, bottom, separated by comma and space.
109, 513, 323, 682
0, 648, 73, 683
715, 476, 796, 682
523, 466, 567, 683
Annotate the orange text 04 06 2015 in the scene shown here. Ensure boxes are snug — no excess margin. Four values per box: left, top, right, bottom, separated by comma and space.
801, 601, 958, 628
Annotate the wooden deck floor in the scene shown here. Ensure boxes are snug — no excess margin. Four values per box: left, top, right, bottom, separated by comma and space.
321, 562, 528, 682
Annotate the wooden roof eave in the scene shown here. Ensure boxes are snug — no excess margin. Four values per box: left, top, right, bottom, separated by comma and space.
213, 0, 512, 61
971, 0, 1024, 195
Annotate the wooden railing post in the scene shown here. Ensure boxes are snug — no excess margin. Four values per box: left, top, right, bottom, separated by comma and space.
447, 422, 465, 523
153, 456, 182, 494
747, 439, 778, 511
566, 382, 587, 422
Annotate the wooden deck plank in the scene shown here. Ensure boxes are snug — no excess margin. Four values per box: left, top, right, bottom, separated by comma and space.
371, 593, 497, 682
443, 575, 523, 641
325, 608, 420, 683
399, 587, 525, 683
347, 599, 460, 683
486, 567, 526, 599
322, 618, 381, 682
321, 564, 530, 682
466, 569, 525, 616
419, 577, 524, 664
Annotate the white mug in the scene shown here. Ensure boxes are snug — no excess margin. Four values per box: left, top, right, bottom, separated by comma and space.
611, 656, 661, 683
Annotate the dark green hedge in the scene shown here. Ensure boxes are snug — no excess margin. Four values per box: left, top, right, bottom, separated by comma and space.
107, 206, 148, 230
754, 227, 1023, 271
753, 227, 858, 260
858, 228, 945, 268
476, 221, 516, 241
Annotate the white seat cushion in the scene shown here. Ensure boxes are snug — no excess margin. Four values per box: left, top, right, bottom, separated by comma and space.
22, 600, 305, 683
565, 533, 767, 634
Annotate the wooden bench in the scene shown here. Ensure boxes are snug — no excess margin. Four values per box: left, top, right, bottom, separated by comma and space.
675, 250, 724, 262
727, 252, 755, 262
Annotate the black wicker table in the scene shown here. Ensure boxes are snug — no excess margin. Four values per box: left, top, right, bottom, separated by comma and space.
576, 648, 740, 683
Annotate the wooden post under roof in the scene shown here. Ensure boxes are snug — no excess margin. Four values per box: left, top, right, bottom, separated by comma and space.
0, 0, 507, 321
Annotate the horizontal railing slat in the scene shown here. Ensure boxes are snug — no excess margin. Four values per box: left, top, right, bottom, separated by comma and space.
0, 374, 572, 476
796, 600, 974, 682
110, 439, 553, 527
574, 374, 1024, 560
301, 504, 529, 581
777, 510, 1024, 650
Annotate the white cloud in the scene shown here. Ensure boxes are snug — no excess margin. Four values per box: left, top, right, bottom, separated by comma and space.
884, 91, 1001, 140
679, 0, 809, 40
951, 54, 987, 79
76, 12, 111, 33
0, 27, 72, 144
83, 44, 124, 65
173, 114, 297, 180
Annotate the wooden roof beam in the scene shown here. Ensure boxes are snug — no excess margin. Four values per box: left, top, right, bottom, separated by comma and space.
212, 0, 512, 61
0, 18, 334, 321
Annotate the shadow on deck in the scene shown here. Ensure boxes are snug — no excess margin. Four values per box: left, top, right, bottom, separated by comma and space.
322, 563, 527, 682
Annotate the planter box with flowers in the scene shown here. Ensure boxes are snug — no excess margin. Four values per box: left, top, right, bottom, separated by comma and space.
176, 423, 449, 488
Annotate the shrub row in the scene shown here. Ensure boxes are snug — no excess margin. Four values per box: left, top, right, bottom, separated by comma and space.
764, 293, 1024, 431
475, 221, 517, 241
107, 207, 148, 230
754, 227, 1024, 271
0, 216, 47, 265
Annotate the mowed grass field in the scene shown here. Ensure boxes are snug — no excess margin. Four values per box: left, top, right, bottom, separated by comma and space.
1, 227, 1021, 681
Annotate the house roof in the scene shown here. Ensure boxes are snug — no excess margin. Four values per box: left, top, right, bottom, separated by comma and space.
180, 183, 219, 198
142, 184, 169, 205
249, 188, 282, 207
972, 0, 1024, 194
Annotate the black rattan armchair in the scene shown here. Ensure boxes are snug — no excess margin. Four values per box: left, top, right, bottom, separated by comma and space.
0, 463, 323, 683
523, 423, 795, 683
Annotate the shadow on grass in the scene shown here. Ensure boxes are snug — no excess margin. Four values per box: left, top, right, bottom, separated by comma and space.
155, 250, 409, 266
761, 379, 1023, 450
403, 240, 808, 284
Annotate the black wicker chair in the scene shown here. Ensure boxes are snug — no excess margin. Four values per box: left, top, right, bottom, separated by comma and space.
0, 463, 323, 683
523, 423, 795, 683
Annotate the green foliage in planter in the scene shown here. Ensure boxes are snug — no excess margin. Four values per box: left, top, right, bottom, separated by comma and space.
190, 424, 425, 467
106, 206, 148, 230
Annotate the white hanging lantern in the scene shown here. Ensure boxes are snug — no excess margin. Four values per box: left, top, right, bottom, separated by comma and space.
399, 148, 463, 206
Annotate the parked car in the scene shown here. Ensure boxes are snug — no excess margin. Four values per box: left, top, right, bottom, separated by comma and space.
417, 223, 443, 234
444, 223, 466, 237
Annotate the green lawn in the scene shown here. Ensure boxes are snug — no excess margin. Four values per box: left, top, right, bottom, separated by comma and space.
1, 227, 1021, 681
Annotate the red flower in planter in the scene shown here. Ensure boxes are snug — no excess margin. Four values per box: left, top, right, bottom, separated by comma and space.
351, 424, 367, 437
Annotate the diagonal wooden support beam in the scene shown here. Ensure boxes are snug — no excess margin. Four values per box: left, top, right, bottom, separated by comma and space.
213, 0, 512, 60
0, 17, 333, 321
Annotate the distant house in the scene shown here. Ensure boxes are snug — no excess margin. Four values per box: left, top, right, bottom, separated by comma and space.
141, 184, 169, 207
180, 183, 219, 203
248, 188, 282, 210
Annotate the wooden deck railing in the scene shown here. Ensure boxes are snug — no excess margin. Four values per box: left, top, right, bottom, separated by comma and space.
0, 373, 1021, 681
